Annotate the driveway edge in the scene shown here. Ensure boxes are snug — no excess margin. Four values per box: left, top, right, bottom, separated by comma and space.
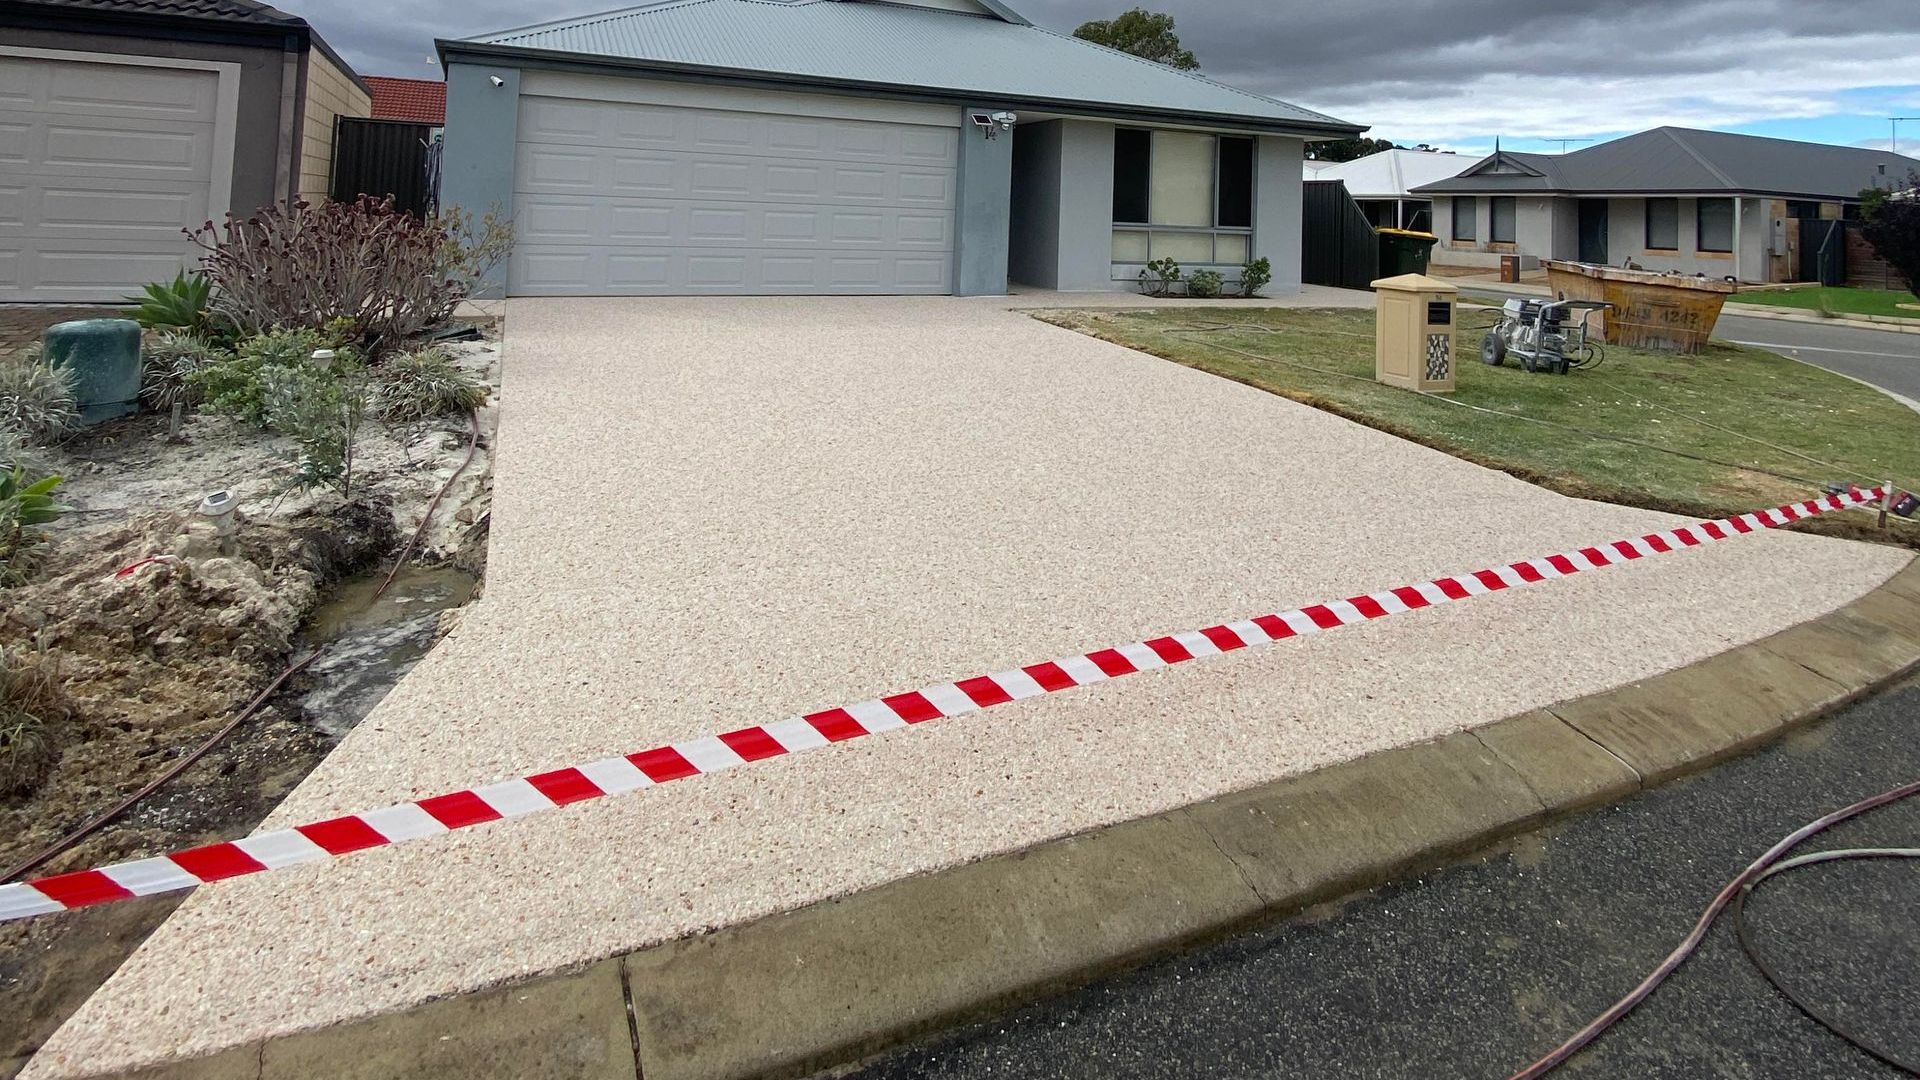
89, 561, 1920, 1080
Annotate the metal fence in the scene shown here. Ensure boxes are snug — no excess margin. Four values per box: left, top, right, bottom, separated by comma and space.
1302, 180, 1379, 290
331, 118, 435, 216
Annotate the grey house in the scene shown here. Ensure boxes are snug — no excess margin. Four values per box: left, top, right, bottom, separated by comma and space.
0, 0, 369, 302
1414, 127, 1915, 283
436, 0, 1362, 297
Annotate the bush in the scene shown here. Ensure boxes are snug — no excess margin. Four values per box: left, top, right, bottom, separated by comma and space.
1140, 257, 1182, 297
1860, 171, 1920, 302
0, 425, 52, 478
124, 270, 215, 336
374, 347, 488, 422
141, 331, 229, 411
0, 467, 65, 588
0, 645, 72, 797
189, 326, 351, 427
263, 362, 370, 496
190, 197, 514, 350
0, 345, 80, 445
1187, 269, 1223, 298
1239, 257, 1272, 298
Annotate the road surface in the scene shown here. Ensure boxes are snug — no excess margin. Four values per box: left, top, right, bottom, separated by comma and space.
848, 673, 1920, 1080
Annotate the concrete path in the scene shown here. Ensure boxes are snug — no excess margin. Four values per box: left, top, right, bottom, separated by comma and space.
850, 672, 1920, 1080
27, 296, 1910, 1077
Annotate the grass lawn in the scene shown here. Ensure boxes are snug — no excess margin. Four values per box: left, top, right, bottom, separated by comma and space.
1039, 306, 1920, 547
1727, 285, 1919, 321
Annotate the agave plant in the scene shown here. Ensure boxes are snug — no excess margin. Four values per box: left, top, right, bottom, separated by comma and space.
124, 271, 214, 334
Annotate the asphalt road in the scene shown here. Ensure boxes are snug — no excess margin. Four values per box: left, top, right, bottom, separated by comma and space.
846, 674, 1920, 1080
1458, 284, 1920, 404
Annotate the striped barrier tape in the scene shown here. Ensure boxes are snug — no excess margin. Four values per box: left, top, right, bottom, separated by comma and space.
0, 487, 1887, 923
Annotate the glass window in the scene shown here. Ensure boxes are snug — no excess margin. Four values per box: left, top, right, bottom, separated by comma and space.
1697, 198, 1734, 252
1645, 198, 1679, 249
1112, 229, 1149, 262
1490, 197, 1517, 243
1217, 137, 1254, 228
1150, 131, 1215, 227
1452, 197, 1477, 241
1214, 233, 1249, 263
1113, 129, 1151, 224
1150, 231, 1214, 262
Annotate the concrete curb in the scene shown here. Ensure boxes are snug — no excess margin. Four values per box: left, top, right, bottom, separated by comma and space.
89, 561, 1920, 1080
1721, 303, 1920, 334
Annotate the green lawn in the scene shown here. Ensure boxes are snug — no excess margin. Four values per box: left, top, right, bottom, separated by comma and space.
1040, 307, 1920, 546
1727, 285, 1919, 321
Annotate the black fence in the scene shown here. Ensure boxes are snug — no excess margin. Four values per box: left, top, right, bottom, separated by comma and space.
1798, 219, 1847, 287
331, 118, 435, 216
1302, 180, 1379, 290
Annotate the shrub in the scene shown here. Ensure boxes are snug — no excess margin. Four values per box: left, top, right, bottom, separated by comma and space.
124, 270, 215, 336
1860, 171, 1920, 302
141, 331, 229, 411
1187, 269, 1223, 298
374, 347, 488, 423
1140, 256, 1182, 297
189, 326, 351, 427
190, 197, 515, 350
1239, 257, 1272, 298
0, 645, 72, 797
0, 425, 52, 478
0, 345, 80, 445
263, 363, 370, 496
0, 468, 65, 588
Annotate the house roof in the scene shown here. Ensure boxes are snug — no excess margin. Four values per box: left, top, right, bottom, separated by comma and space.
1415, 127, 1917, 200
1302, 148, 1469, 199
442, 0, 1363, 138
366, 76, 448, 125
2, 0, 368, 90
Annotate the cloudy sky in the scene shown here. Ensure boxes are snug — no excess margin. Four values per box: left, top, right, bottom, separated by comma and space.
312, 0, 1920, 157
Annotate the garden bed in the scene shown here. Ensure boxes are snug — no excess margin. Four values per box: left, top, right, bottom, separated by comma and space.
0, 335, 501, 1078
1039, 307, 1920, 546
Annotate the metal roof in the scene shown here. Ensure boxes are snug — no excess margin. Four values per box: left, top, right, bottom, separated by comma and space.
1, 0, 302, 26
3, 0, 368, 88
445, 0, 1363, 137
1301, 148, 1470, 199
1416, 127, 1917, 200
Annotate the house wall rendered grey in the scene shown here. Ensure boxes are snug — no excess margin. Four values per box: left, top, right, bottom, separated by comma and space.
2, 25, 289, 215
1008, 121, 1063, 287
439, 62, 520, 298
954, 103, 1014, 295
1253, 135, 1303, 293
1057, 120, 1118, 291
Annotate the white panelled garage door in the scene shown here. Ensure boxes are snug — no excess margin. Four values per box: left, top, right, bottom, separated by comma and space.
0, 52, 223, 302
510, 90, 958, 296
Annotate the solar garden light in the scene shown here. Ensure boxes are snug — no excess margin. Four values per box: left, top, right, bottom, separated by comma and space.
198, 490, 240, 539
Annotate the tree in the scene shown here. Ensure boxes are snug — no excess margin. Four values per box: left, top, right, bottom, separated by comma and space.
1305, 136, 1402, 163
1073, 8, 1199, 71
1860, 170, 1920, 300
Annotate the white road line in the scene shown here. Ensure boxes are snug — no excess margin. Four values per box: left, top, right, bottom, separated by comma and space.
1729, 341, 1918, 360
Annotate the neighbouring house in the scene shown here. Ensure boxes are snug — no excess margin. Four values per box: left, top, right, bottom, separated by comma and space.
435, 0, 1363, 297
0, 0, 370, 302
1413, 127, 1917, 283
366, 75, 447, 127
1302, 149, 1467, 232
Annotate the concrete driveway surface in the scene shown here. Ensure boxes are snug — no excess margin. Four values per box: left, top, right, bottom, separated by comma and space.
27, 296, 1910, 1077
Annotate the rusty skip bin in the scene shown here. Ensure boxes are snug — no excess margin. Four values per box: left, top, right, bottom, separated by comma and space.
1543, 260, 1735, 354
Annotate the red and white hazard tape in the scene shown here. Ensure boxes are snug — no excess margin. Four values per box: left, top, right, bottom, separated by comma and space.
0, 488, 1887, 923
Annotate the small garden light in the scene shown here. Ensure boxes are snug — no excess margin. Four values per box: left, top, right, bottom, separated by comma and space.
197, 490, 240, 538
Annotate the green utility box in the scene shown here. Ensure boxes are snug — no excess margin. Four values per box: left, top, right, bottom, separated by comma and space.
1377, 228, 1439, 278
44, 319, 141, 426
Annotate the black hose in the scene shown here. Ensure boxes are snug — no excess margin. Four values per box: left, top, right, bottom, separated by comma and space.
1732, 847, 1920, 1075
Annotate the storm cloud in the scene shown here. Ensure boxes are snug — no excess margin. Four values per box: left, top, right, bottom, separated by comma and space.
309, 0, 1920, 148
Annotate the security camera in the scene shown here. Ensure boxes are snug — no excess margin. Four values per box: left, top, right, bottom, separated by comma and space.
489, 75, 505, 87
990, 111, 1017, 128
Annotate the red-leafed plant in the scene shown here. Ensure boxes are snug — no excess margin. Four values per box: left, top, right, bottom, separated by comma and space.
189, 198, 512, 353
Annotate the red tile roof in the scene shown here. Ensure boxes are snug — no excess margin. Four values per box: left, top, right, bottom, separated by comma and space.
365, 76, 447, 126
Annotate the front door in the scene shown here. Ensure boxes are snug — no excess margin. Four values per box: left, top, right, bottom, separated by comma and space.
1578, 200, 1608, 264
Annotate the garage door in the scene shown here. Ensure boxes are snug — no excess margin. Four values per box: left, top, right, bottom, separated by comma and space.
0, 53, 221, 302
510, 94, 958, 295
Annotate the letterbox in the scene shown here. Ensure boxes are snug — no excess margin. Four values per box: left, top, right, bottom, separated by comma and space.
1370, 273, 1460, 393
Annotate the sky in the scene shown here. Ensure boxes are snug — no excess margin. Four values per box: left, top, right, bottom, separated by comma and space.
312, 0, 1920, 159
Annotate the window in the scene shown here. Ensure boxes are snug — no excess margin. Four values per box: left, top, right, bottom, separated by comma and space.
1645, 197, 1679, 249
1112, 129, 1151, 224
1490, 197, 1517, 244
1109, 129, 1255, 264
1697, 197, 1734, 252
1452, 197, 1477, 241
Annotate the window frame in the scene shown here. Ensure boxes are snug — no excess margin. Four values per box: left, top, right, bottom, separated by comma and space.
1109, 127, 1255, 266
1644, 197, 1680, 250
1489, 196, 1517, 244
1696, 197, 1735, 253
1452, 196, 1477, 241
